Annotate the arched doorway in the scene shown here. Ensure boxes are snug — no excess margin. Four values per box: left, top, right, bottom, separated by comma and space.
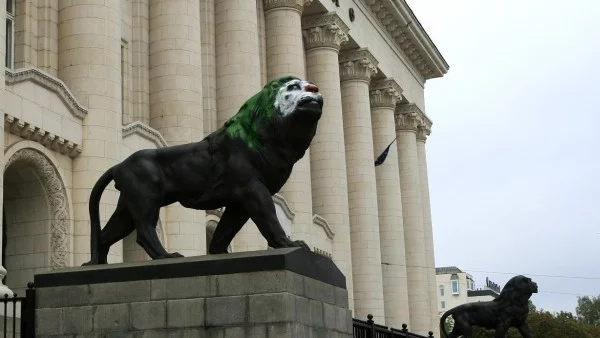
2, 148, 70, 296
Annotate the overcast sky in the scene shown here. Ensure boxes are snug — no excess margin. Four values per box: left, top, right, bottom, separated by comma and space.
406, 0, 600, 314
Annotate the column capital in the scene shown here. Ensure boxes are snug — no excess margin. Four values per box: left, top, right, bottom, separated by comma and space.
302, 12, 349, 51
395, 103, 423, 133
264, 0, 313, 13
370, 78, 402, 109
339, 48, 378, 83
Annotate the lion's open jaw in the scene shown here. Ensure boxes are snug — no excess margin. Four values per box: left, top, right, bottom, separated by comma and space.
274, 79, 323, 117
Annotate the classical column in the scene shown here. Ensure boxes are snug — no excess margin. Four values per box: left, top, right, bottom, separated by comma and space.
37, 0, 58, 76
395, 104, 430, 334
131, 0, 150, 124
200, 0, 217, 134
417, 117, 439, 337
264, 0, 313, 244
0, 0, 13, 296
339, 48, 385, 322
149, 0, 205, 256
302, 12, 355, 310
59, 0, 122, 264
215, 0, 263, 251
370, 78, 410, 327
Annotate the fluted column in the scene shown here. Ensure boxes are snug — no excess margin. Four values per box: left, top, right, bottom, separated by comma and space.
215, 0, 264, 251
131, 0, 150, 124
339, 48, 385, 322
302, 12, 355, 310
370, 78, 410, 327
264, 0, 313, 244
417, 118, 439, 337
59, 0, 122, 264
0, 0, 13, 296
200, 0, 217, 134
395, 104, 430, 334
149, 0, 205, 256
37, 0, 58, 76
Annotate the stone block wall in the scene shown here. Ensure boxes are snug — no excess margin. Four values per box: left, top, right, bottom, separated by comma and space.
35, 270, 352, 338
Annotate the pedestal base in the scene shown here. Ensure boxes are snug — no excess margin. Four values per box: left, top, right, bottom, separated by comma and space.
34, 248, 352, 337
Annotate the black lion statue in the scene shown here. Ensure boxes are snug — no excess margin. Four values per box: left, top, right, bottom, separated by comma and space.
440, 275, 538, 338
83, 76, 323, 265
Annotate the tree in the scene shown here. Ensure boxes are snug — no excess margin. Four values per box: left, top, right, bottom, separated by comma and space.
576, 295, 600, 325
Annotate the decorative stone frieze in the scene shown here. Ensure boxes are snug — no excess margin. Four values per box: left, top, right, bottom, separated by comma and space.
4, 148, 70, 269
361, 0, 448, 80
263, 0, 313, 12
301, 12, 349, 51
370, 78, 402, 108
395, 104, 423, 132
4, 114, 83, 157
312, 214, 335, 239
5, 67, 88, 120
122, 121, 168, 148
339, 48, 378, 83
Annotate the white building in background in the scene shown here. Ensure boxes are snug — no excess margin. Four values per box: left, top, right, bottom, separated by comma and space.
436, 266, 502, 316
0, 0, 448, 336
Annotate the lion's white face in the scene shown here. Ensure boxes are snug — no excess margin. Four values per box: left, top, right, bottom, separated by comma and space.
274, 78, 322, 117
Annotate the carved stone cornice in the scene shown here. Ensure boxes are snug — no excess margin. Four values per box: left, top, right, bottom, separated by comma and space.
395, 103, 423, 132
360, 0, 449, 80
5, 67, 88, 120
339, 48, 378, 83
122, 121, 168, 148
313, 214, 335, 239
4, 114, 83, 157
301, 12, 349, 51
369, 78, 402, 108
263, 0, 313, 13
273, 193, 295, 221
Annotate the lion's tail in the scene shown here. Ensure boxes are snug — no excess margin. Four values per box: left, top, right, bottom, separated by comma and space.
87, 166, 116, 265
439, 308, 453, 338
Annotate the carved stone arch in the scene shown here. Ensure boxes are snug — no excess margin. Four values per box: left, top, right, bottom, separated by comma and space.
4, 146, 70, 269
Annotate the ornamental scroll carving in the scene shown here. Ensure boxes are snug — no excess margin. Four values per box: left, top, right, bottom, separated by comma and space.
370, 78, 402, 108
263, 0, 313, 12
4, 148, 70, 269
301, 12, 349, 51
339, 48, 379, 83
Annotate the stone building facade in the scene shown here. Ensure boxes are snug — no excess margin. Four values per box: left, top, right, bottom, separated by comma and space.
0, 0, 448, 335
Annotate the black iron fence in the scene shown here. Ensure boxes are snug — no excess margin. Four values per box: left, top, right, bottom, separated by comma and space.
353, 314, 434, 338
0, 282, 35, 338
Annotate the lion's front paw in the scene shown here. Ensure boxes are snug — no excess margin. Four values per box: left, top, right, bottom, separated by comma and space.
291, 240, 311, 251
158, 252, 184, 259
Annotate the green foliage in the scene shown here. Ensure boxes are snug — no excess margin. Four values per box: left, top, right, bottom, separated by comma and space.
576, 295, 600, 325
224, 75, 297, 148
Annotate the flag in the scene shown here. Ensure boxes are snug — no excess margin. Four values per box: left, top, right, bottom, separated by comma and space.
374, 137, 397, 166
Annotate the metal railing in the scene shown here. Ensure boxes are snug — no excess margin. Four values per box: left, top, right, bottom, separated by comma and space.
0, 282, 35, 338
353, 314, 434, 338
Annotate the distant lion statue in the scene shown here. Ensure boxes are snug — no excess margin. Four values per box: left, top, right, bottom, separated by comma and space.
440, 275, 538, 338
83, 76, 323, 265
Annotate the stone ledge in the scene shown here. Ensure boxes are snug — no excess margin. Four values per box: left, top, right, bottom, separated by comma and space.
34, 248, 346, 289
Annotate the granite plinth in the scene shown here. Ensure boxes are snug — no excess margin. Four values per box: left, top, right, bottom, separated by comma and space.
34, 248, 352, 338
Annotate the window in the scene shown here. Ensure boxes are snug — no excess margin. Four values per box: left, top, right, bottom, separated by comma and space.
5, 0, 14, 68
451, 280, 459, 294
439, 285, 444, 296
441, 301, 446, 309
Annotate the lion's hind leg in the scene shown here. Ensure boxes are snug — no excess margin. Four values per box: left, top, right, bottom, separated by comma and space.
124, 195, 182, 260
97, 197, 135, 264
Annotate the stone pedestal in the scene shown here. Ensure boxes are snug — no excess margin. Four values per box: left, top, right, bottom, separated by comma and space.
34, 248, 352, 338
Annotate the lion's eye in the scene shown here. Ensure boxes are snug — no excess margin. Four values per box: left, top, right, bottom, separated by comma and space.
287, 83, 301, 91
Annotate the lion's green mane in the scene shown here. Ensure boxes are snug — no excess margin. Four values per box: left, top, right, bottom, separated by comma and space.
224, 75, 298, 148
